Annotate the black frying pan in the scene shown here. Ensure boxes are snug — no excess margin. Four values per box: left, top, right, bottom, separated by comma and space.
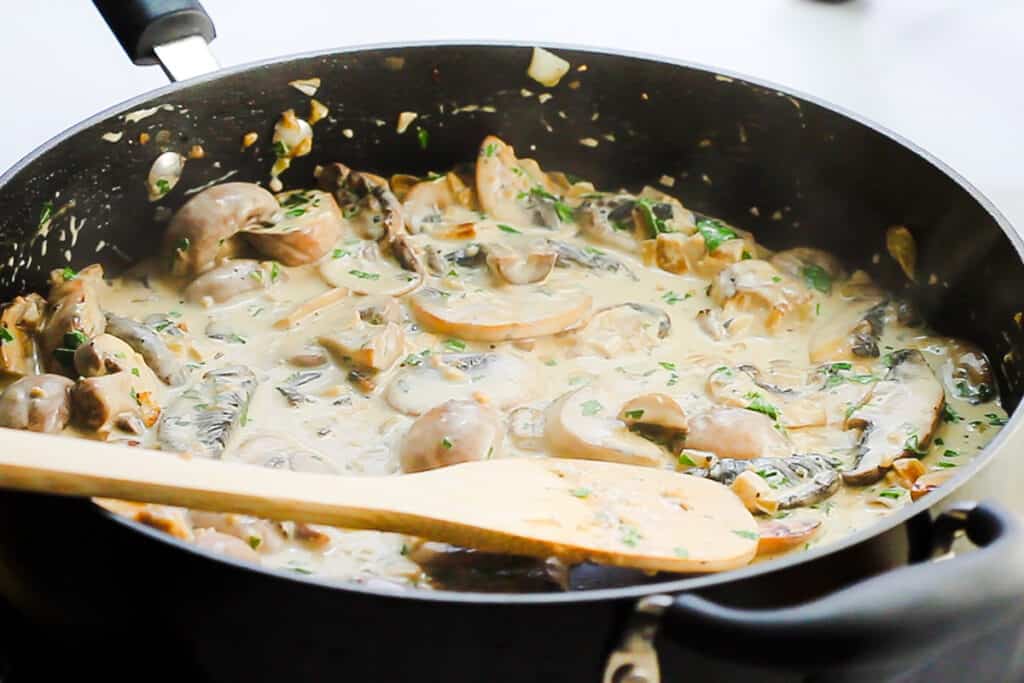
1, 2, 1023, 681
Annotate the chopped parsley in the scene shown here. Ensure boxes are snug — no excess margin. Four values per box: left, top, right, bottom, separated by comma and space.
227, 333, 247, 345
175, 237, 191, 253
440, 436, 454, 450
581, 399, 603, 416
569, 487, 591, 498
285, 207, 306, 217
943, 449, 960, 458
416, 127, 430, 150
732, 529, 758, 541
38, 200, 54, 227
658, 361, 677, 372
342, 205, 360, 219
878, 489, 904, 500
662, 291, 683, 305
348, 269, 380, 280
903, 433, 929, 456
522, 187, 574, 223
60, 267, 77, 281
620, 526, 642, 547
801, 264, 832, 293
820, 362, 877, 389
678, 451, 698, 468
443, 338, 466, 351
129, 388, 141, 406
744, 392, 779, 421
248, 536, 262, 549
771, 276, 782, 283
130, 367, 140, 377
673, 547, 689, 559
332, 248, 348, 259
155, 178, 171, 196
711, 365, 733, 379
634, 197, 673, 237
63, 330, 88, 349
272, 140, 289, 158
270, 262, 281, 282
624, 409, 645, 420
986, 413, 1008, 426
695, 217, 737, 253
484, 142, 497, 157
543, 359, 558, 367
0, 327, 12, 344
942, 404, 962, 423
956, 380, 995, 403
935, 461, 958, 469
497, 224, 521, 234
741, 251, 752, 260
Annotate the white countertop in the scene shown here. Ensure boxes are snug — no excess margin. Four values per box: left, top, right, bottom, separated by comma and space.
2, 0, 1022, 511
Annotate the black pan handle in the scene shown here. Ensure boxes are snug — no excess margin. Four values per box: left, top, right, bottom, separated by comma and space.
93, 0, 215, 66
663, 501, 1024, 674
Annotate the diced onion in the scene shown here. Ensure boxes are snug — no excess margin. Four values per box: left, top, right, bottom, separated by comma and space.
527, 47, 570, 87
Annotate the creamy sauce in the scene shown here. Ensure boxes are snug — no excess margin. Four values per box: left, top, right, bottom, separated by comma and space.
0, 135, 1005, 592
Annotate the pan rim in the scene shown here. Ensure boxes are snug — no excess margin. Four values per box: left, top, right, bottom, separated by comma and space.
4, 39, 1022, 605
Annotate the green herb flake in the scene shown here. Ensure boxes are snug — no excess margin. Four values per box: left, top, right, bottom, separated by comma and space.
544, 359, 558, 367
129, 388, 141, 406
771, 276, 782, 283
935, 461, 958, 469
332, 248, 348, 259
155, 178, 171, 196
662, 291, 683, 305
444, 338, 466, 351
678, 452, 698, 468
986, 413, 1008, 426
620, 526, 642, 547
290, 567, 314, 575
248, 536, 262, 549
634, 197, 672, 237
581, 399, 603, 416
673, 547, 689, 559
570, 487, 591, 499
801, 264, 832, 293
943, 449, 959, 458
484, 142, 497, 158
942, 404, 962, 423
0, 327, 13, 344
878, 489, 904, 500
228, 333, 247, 345
250, 269, 264, 282
903, 433, 928, 456
584, 246, 605, 256
348, 269, 381, 280
695, 217, 737, 253
285, 207, 306, 218
60, 267, 77, 281
270, 262, 281, 282
497, 224, 521, 234
741, 251, 752, 260
174, 237, 191, 254
130, 367, 140, 377
416, 127, 430, 150
402, 354, 423, 367
63, 330, 88, 349
440, 436, 454, 450
38, 200, 54, 227
624, 409, 645, 420
744, 392, 779, 421
272, 140, 289, 158
732, 529, 758, 541
658, 361, 677, 372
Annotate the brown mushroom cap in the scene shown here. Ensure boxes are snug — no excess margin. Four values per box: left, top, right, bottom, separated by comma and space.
398, 399, 504, 473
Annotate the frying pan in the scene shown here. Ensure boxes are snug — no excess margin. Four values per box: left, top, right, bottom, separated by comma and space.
1, 2, 1023, 681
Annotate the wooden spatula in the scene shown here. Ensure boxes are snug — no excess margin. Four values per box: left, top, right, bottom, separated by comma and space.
0, 428, 757, 573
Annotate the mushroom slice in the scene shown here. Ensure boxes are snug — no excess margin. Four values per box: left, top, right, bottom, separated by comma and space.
105, 313, 187, 386
232, 434, 337, 474
545, 384, 671, 467
508, 406, 547, 452
319, 240, 422, 297
485, 241, 558, 285
193, 528, 261, 563
770, 248, 846, 287
809, 298, 887, 363
475, 135, 568, 230
619, 393, 687, 431
402, 171, 477, 233
693, 454, 840, 510
188, 511, 285, 554
158, 365, 257, 458
685, 408, 793, 460
73, 333, 160, 385
398, 399, 504, 473
317, 163, 406, 243
710, 260, 813, 332
576, 194, 644, 252
385, 352, 538, 416
163, 182, 279, 278
409, 285, 590, 342
842, 349, 944, 486
41, 264, 106, 375
183, 259, 278, 304
568, 303, 670, 358
943, 339, 997, 404
275, 370, 322, 406
319, 321, 405, 372
73, 370, 161, 436
696, 308, 727, 341
705, 364, 826, 429
0, 293, 45, 377
243, 189, 344, 266
756, 518, 822, 556
546, 239, 635, 278
0, 374, 74, 433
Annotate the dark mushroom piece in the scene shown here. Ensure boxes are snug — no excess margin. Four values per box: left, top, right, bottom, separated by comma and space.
0, 293, 46, 378
0, 374, 74, 433
475, 135, 568, 230
809, 298, 888, 363
73, 370, 162, 435
275, 370, 322, 406
691, 454, 841, 511
40, 265, 106, 375
486, 242, 558, 285
158, 365, 257, 458
945, 340, 997, 404
576, 194, 642, 252
842, 349, 944, 486
545, 240, 635, 279
163, 182, 279, 278
244, 189, 344, 266
105, 313, 187, 386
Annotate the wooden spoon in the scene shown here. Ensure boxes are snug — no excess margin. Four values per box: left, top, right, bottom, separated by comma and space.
0, 428, 758, 573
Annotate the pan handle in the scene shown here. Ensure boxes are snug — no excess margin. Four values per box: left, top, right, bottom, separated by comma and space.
93, 0, 217, 80
660, 500, 1024, 674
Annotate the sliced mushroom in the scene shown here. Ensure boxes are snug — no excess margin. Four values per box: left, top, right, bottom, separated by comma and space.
73, 333, 160, 385
685, 408, 793, 460
546, 239, 635, 278
402, 171, 477, 233
508, 406, 546, 451
486, 241, 558, 285
409, 285, 590, 342
705, 364, 826, 429
618, 393, 688, 431
475, 135, 568, 229
274, 370, 322, 406
756, 518, 822, 556
0, 374, 74, 433
163, 182, 279, 278
730, 470, 781, 515
105, 313, 187, 386
545, 384, 670, 467
693, 454, 840, 510
576, 194, 644, 252
320, 240, 422, 297
770, 248, 845, 284
398, 399, 504, 473
188, 510, 285, 554
842, 349, 944, 486
41, 265, 106, 374
943, 339, 996, 404
710, 260, 813, 332
158, 365, 257, 458
0, 293, 45, 377
183, 259, 277, 304
319, 321, 405, 372
809, 298, 887, 363
193, 528, 261, 563
568, 303, 670, 358
317, 163, 405, 243
385, 352, 538, 416
244, 189, 344, 266
232, 434, 337, 474
73, 370, 161, 435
